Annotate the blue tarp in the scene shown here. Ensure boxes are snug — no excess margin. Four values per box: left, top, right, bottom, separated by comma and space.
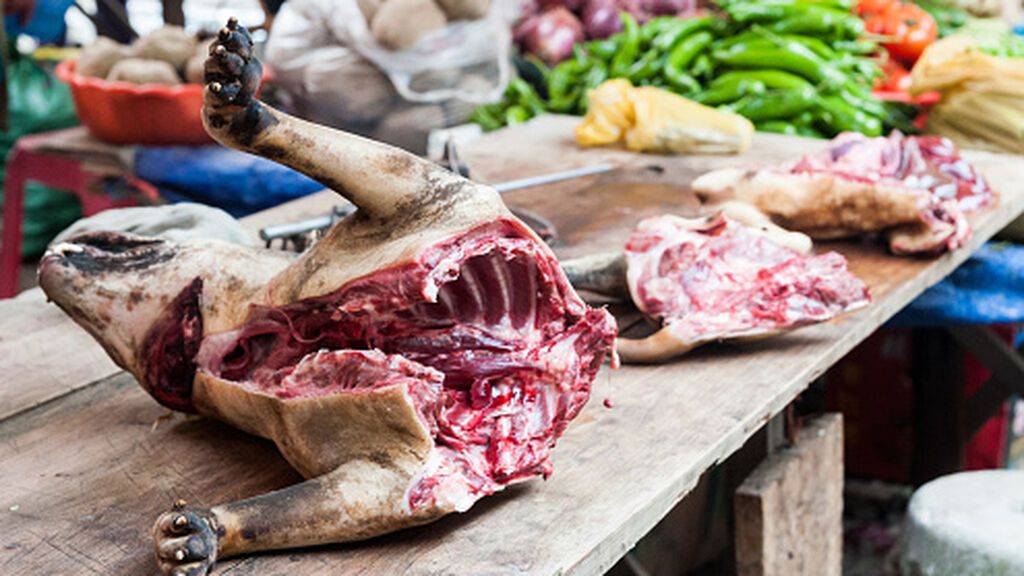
891, 242, 1024, 329
133, 146, 324, 218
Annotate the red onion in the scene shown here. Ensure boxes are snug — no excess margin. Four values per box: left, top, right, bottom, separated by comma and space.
514, 7, 584, 64
581, 0, 622, 39
641, 0, 695, 16
581, 0, 648, 39
537, 0, 585, 10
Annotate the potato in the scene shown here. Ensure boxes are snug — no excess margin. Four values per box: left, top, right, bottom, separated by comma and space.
435, 0, 490, 20
107, 58, 182, 85
131, 26, 196, 71
356, 0, 384, 22
77, 37, 131, 78
371, 0, 448, 50
184, 38, 214, 84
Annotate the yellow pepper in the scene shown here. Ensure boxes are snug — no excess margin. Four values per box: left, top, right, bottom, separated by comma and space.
575, 79, 754, 155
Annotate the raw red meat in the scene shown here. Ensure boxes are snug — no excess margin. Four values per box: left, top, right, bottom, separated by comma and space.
619, 214, 870, 360
192, 219, 615, 511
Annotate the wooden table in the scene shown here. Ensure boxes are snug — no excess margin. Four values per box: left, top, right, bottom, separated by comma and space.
3, 116, 1024, 575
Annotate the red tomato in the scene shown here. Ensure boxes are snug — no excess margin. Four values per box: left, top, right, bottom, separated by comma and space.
875, 59, 912, 93
856, 0, 894, 16
865, 1, 938, 65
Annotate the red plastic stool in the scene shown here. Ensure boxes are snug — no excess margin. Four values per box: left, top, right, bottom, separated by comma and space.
0, 132, 159, 298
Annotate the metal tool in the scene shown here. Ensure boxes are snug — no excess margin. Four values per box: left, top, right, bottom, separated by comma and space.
261, 140, 615, 251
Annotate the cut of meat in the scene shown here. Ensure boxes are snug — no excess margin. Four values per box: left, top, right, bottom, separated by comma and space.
617, 214, 870, 362
692, 131, 995, 255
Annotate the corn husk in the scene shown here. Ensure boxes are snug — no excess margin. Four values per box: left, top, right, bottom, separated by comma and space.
912, 34, 1024, 154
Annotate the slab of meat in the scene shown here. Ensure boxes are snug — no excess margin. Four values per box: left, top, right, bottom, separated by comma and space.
563, 214, 869, 362
37, 19, 616, 576
692, 131, 995, 255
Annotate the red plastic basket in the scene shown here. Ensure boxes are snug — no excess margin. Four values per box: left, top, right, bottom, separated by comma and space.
56, 59, 212, 145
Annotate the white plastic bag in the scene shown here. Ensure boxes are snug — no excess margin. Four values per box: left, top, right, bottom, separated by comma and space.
344, 1, 515, 104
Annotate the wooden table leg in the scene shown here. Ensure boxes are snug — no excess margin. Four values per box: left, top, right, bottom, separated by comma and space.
0, 148, 29, 298
735, 413, 844, 576
0, 140, 153, 299
911, 328, 966, 485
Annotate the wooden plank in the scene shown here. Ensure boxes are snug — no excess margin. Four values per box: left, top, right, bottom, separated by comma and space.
735, 414, 844, 576
3, 115, 1024, 575
0, 289, 118, 420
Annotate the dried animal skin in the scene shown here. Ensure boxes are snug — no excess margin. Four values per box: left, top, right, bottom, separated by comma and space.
40, 19, 615, 576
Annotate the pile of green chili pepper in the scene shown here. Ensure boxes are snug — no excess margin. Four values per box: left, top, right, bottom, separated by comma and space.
475, 0, 915, 138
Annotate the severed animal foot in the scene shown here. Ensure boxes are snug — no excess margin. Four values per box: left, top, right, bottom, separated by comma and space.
202, 17, 272, 144
153, 500, 220, 576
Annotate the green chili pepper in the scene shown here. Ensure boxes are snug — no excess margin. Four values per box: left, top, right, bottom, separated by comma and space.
626, 51, 664, 82
507, 78, 547, 116
795, 124, 825, 138
504, 105, 530, 126
572, 44, 591, 67
549, 90, 581, 114
724, 0, 855, 23
661, 30, 713, 94
470, 105, 504, 132
818, 95, 882, 136
651, 15, 715, 52
831, 40, 880, 55
697, 79, 766, 105
610, 13, 641, 77
665, 69, 701, 94
664, 30, 713, 77
587, 39, 618, 61
729, 86, 817, 122
548, 59, 586, 102
710, 70, 812, 91
756, 120, 799, 135
691, 53, 714, 79
765, 6, 864, 39
641, 16, 680, 43
584, 63, 609, 89
783, 34, 838, 61
712, 42, 846, 88
840, 83, 887, 116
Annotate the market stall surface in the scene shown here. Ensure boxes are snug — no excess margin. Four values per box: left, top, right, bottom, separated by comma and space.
3, 116, 1024, 575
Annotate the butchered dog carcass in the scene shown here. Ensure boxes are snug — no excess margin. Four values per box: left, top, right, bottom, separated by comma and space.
37, 19, 616, 576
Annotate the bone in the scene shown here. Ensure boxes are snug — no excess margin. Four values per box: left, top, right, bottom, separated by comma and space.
559, 252, 630, 300
714, 200, 813, 255
201, 18, 457, 220
169, 459, 436, 564
615, 326, 701, 363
